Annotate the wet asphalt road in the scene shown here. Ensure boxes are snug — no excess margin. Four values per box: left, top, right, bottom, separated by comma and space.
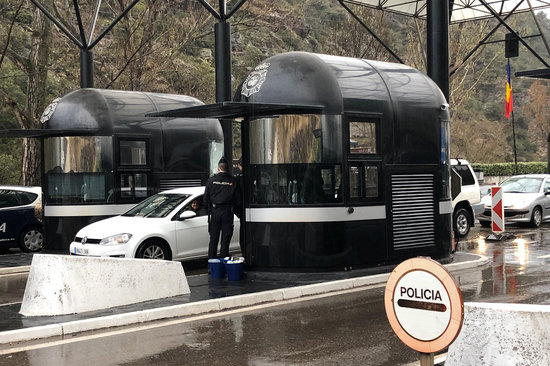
1, 223, 550, 365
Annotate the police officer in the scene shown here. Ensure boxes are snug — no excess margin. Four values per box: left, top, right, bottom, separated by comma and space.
204, 157, 241, 259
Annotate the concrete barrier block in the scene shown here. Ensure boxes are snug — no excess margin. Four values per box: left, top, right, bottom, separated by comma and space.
446, 302, 550, 366
19, 254, 190, 316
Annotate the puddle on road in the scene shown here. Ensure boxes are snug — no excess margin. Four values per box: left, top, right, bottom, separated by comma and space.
0, 273, 27, 304
454, 225, 550, 304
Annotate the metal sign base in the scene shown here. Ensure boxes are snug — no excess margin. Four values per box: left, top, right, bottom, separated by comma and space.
486, 233, 515, 241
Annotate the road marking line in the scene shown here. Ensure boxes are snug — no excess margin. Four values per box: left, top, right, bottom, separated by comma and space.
537, 254, 550, 259
0, 272, 28, 278
0, 283, 385, 355
0, 302, 21, 307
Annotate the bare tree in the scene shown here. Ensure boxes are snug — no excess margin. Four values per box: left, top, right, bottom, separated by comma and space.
0, 0, 52, 185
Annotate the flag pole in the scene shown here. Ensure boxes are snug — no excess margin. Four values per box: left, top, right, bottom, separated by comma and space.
506, 57, 518, 174
511, 108, 518, 174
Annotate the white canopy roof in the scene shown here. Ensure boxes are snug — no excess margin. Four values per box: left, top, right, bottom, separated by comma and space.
345, 0, 550, 23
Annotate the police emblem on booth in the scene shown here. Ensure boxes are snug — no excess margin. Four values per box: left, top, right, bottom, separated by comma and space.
241, 63, 270, 97
40, 97, 60, 124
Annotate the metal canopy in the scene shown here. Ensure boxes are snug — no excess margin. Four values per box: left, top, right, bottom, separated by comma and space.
146, 102, 325, 120
0, 129, 99, 138
344, 0, 550, 23
515, 67, 550, 77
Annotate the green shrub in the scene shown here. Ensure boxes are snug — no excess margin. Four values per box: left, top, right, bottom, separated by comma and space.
471, 162, 547, 176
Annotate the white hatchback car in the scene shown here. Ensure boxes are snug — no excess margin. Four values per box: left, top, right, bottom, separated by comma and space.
69, 187, 239, 260
478, 174, 550, 228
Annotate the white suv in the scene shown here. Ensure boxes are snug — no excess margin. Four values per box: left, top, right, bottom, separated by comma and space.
451, 159, 484, 237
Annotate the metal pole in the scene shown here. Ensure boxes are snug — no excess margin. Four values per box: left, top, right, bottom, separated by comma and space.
427, 0, 450, 101
450, 5, 520, 76
80, 49, 94, 88
419, 353, 434, 366
479, 0, 550, 67
215, 19, 233, 166
338, 0, 404, 64
512, 110, 518, 174
527, 0, 550, 57
508, 58, 518, 174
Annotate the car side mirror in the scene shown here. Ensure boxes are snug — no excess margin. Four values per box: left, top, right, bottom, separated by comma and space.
179, 211, 197, 220
545, 189, 550, 195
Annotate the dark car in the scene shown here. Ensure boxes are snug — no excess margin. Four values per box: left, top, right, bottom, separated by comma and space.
0, 186, 44, 252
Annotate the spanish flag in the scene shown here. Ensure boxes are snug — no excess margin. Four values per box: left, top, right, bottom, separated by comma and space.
505, 59, 513, 119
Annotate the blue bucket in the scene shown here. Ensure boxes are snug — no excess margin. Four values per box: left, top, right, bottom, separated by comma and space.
208, 259, 225, 278
225, 262, 244, 281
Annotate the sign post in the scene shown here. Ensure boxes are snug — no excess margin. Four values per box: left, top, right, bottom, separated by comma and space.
491, 186, 505, 235
384, 257, 464, 364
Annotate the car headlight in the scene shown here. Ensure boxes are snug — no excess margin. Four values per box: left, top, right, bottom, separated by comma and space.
99, 233, 132, 246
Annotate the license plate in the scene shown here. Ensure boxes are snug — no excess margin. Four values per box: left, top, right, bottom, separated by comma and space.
74, 247, 89, 255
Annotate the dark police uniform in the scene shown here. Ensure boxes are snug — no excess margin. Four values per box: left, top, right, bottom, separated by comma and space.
204, 159, 241, 259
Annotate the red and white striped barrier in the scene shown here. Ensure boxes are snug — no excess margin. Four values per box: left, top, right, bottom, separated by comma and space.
491, 186, 504, 234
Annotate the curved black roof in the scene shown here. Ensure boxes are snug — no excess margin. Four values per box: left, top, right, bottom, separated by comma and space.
237, 52, 448, 118
41, 88, 216, 135
144, 52, 449, 126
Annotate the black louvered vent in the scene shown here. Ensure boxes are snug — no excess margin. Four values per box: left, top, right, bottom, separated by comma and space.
392, 174, 436, 250
159, 179, 202, 191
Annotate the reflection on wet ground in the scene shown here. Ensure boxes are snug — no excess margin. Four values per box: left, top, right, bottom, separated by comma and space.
2, 226, 550, 366
455, 224, 550, 305
0, 274, 27, 304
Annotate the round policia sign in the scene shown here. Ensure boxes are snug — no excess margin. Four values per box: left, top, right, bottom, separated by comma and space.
384, 257, 464, 353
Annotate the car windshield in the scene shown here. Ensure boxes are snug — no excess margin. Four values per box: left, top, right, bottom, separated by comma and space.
122, 193, 190, 218
501, 177, 543, 194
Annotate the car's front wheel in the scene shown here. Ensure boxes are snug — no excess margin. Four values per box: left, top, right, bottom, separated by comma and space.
530, 206, 542, 228
454, 208, 472, 238
136, 239, 172, 260
19, 227, 43, 253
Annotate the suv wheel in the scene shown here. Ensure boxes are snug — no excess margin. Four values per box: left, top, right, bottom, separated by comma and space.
453, 208, 472, 237
19, 227, 43, 253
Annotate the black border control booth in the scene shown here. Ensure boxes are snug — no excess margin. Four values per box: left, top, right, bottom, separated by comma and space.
38, 88, 224, 250
152, 51, 453, 272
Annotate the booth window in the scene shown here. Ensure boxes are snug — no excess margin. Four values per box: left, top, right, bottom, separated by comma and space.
347, 117, 381, 201
349, 121, 376, 154
349, 163, 380, 199
120, 173, 148, 200
248, 114, 343, 205
43, 136, 113, 204
119, 140, 147, 166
